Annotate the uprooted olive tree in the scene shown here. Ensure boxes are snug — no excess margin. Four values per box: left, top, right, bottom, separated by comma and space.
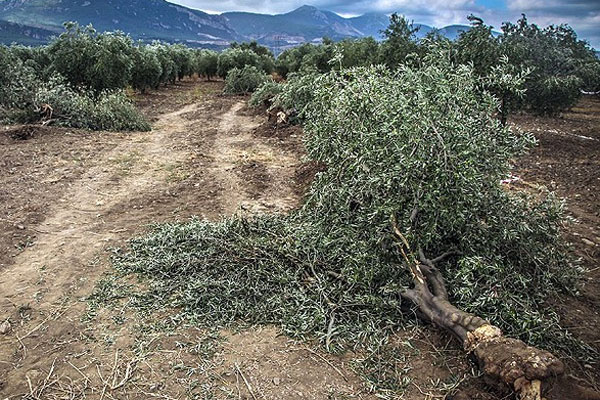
296, 58, 573, 399
106, 50, 595, 399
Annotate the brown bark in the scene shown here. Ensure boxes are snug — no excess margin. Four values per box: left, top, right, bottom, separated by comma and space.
398, 246, 565, 400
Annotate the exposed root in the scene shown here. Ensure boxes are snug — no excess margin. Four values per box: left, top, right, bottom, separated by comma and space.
391, 219, 568, 400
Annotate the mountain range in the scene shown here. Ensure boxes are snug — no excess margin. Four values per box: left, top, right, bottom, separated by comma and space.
0, 0, 477, 49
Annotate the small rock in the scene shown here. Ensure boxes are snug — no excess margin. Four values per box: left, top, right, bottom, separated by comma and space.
272, 377, 281, 385
0, 320, 11, 335
16, 225, 25, 230
582, 238, 595, 247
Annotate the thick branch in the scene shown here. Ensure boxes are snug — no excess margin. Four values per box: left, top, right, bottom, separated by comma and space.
401, 251, 565, 400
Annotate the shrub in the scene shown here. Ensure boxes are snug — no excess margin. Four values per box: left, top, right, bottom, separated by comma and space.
249, 80, 282, 108
223, 66, 269, 94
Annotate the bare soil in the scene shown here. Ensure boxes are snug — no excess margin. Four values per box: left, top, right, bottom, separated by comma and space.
0, 82, 598, 399
512, 97, 600, 390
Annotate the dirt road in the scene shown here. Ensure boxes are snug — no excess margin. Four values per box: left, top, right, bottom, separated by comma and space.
0, 81, 365, 399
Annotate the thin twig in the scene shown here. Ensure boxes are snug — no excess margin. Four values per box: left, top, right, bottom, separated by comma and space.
111, 360, 136, 390
20, 314, 52, 340
304, 347, 348, 382
235, 363, 258, 400
325, 312, 336, 351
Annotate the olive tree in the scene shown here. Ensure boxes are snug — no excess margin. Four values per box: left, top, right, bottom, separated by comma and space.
217, 48, 262, 78
378, 13, 422, 68
46, 22, 98, 89
454, 15, 500, 77
296, 50, 575, 400
500, 16, 593, 114
195, 49, 218, 80
170, 44, 195, 80
151, 42, 177, 87
131, 45, 162, 93
47, 23, 135, 92
223, 65, 269, 94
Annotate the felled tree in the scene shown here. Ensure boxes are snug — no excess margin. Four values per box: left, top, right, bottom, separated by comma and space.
300, 53, 574, 399
111, 48, 591, 399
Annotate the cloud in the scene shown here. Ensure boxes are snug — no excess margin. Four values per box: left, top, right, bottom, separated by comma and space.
504, 0, 600, 48
169, 0, 600, 48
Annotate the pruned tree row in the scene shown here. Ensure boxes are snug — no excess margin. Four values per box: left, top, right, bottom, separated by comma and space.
0, 23, 278, 128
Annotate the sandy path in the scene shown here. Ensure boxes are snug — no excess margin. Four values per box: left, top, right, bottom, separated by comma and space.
0, 104, 195, 309
213, 100, 299, 215
0, 87, 366, 400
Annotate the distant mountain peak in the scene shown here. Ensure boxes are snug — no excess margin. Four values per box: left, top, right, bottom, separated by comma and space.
292, 5, 319, 12
0, 1, 482, 49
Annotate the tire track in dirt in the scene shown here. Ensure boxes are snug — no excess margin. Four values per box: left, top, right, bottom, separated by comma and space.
0, 104, 196, 308
0, 91, 311, 398
212, 100, 299, 215
0, 102, 206, 395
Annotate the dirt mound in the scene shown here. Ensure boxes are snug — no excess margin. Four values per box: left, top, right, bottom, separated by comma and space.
293, 161, 327, 197
1, 124, 57, 141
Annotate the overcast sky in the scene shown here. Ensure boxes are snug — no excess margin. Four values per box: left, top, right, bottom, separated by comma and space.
169, 0, 600, 49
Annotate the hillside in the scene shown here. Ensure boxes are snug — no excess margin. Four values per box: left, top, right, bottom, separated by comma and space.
0, 1, 475, 48
0, 0, 239, 46
0, 20, 57, 45
223, 5, 363, 46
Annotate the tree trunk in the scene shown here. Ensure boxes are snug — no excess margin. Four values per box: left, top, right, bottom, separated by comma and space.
399, 247, 565, 400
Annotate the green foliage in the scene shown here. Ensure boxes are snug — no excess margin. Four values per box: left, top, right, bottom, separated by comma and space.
107, 51, 591, 364
269, 72, 320, 123
170, 44, 196, 80
249, 80, 282, 108
230, 40, 275, 73
223, 65, 270, 94
454, 15, 500, 77
0, 46, 39, 113
151, 42, 178, 86
0, 48, 149, 131
275, 42, 339, 77
483, 56, 531, 124
577, 60, 600, 93
217, 48, 271, 78
378, 14, 422, 68
195, 49, 219, 79
500, 15, 594, 114
131, 45, 162, 93
47, 22, 134, 92
528, 74, 583, 114
231, 40, 273, 57
337, 37, 380, 69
